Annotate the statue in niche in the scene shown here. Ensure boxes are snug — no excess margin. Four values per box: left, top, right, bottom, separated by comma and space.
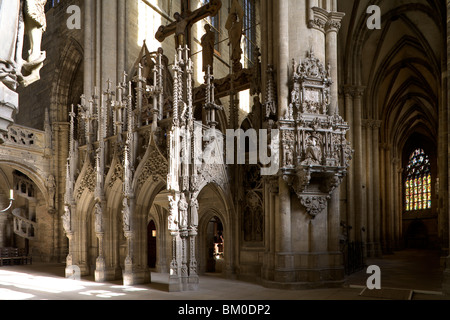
0, 0, 48, 90
189, 196, 199, 229
250, 96, 262, 131
283, 144, 294, 167
303, 132, 322, 165
225, 0, 244, 73
201, 24, 215, 74
168, 195, 178, 232
178, 193, 188, 230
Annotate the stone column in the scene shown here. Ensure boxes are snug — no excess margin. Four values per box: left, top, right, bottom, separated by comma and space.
379, 144, 387, 253
169, 230, 182, 292
344, 87, 355, 241
84, 0, 94, 98
325, 12, 345, 116
398, 165, 403, 248
392, 158, 400, 250
352, 87, 366, 244
277, 177, 292, 253
188, 228, 198, 291
364, 120, 374, 257
117, 0, 126, 79
274, 0, 293, 281
372, 121, 382, 256
328, 187, 341, 253
277, 0, 289, 119
385, 147, 394, 253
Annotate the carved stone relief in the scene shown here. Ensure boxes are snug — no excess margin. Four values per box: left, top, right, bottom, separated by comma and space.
279, 50, 353, 218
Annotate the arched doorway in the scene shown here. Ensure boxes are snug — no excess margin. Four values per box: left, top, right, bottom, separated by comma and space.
206, 216, 224, 273
147, 220, 157, 268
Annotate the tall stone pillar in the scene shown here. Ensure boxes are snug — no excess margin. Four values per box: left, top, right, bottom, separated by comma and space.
385, 147, 394, 253
277, 178, 292, 254
262, 0, 350, 289
372, 121, 382, 256
352, 87, 366, 245
84, 0, 94, 99
392, 158, 400, 250
364, 120, 374, 257
277, 0, 289, 119
325, 10, 345, 259
379, 144, 387, 253
344, 87, 355, 241
325, 13, 345, 116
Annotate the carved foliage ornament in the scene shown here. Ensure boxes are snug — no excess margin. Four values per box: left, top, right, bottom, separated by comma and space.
75, 164, 96, 200
300, 196, 327, 218
108, 161, 124, 188
137, 146, 169, 189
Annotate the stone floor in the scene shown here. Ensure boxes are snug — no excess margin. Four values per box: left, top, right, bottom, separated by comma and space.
0, 249, 447, 301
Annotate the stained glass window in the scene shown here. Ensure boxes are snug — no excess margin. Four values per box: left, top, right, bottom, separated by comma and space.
405, 149, 431, 211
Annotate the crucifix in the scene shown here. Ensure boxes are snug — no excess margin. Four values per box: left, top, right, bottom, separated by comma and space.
155, 0, 222, 51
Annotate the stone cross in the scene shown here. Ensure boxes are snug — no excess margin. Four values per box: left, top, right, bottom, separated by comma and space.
155, 0, 222, 51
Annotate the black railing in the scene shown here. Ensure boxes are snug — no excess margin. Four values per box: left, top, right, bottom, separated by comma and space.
340, 221, 366, 275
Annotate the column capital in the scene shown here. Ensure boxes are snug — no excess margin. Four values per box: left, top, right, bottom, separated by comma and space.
325, 12, 346, 33
343, 85, 366, 97
371, 120, 382, 129
362, 119, 382, 129
309, 7, 345, 34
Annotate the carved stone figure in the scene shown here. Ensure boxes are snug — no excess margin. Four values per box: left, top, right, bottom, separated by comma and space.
155, 0, 222, 50
122, 198, 130, 232
168, 195, 178, 232
0, 0, 22, 90
303, 132, 322, 165
173, 12, 189, 48
250, 96, 262, 131
201, 24, 215, 74
95, 203, 103, 233
283, 144, 294, 167
226, 0, 244, 72
46, 174, 56, 210
190, 197, 199, 229
0, 0, 47, 90
62, 205, 71, 233
178, 193, 188, 230
0, 0, 47, 136
22, 0, 48, 86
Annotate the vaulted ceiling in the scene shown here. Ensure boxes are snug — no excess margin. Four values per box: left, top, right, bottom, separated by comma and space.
338, 0, 446, 150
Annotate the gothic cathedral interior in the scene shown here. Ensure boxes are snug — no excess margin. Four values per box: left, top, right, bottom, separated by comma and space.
0, 0, 449, 297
